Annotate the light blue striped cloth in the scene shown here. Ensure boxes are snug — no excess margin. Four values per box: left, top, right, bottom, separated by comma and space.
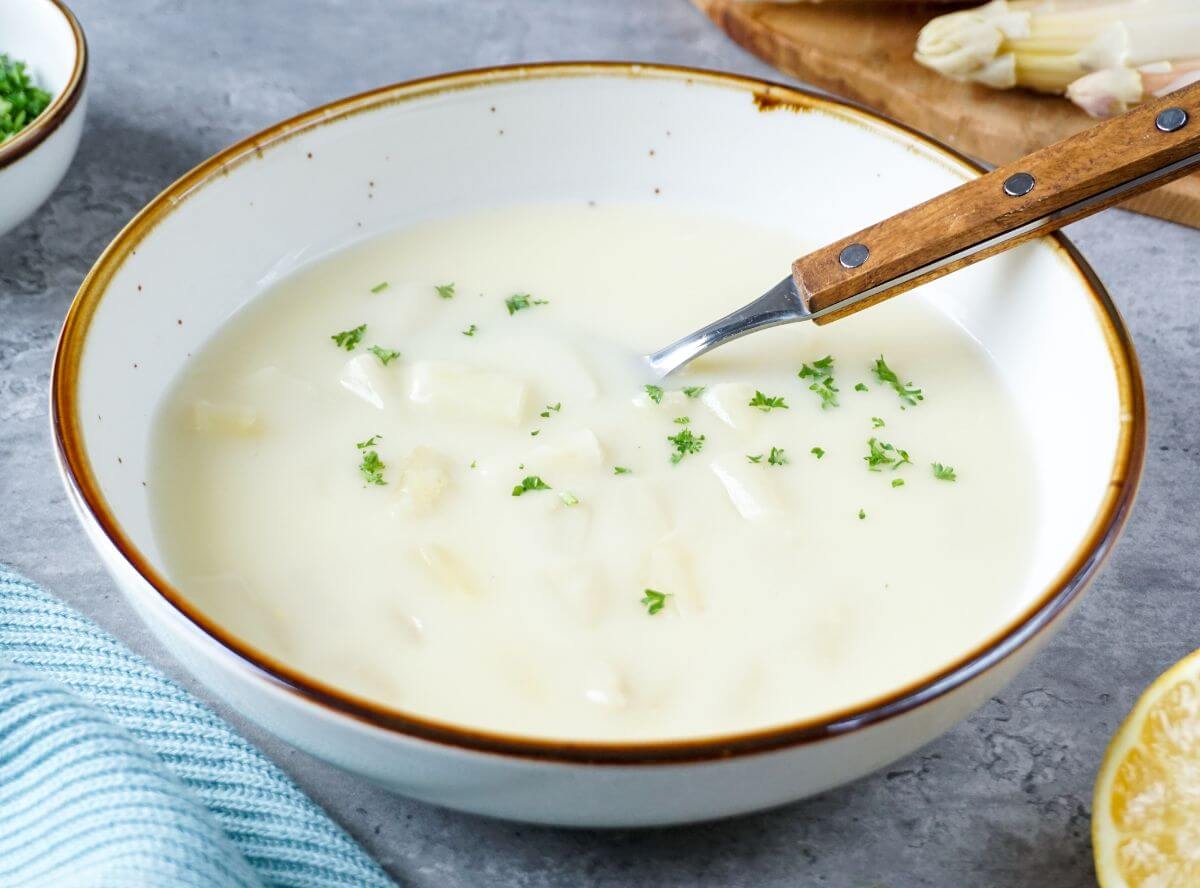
0, 564, 397, 888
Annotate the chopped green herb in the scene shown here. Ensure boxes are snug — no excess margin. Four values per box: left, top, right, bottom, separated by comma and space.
799, 355, 834, 377
644, 384, 664, 404
673, 416, 690, 425
865, 437, 911, 472
511, 475, 551, 496
748, 390, 789, 412
470, 460, 477, 469
767, 446, 788, 466
873, 356, 924, 406
811, 447, 825, 459
747, 454, 763, 464
530, 429, 540, 436
462, 323, 478, 337
872, 416, 885, 428
356, 435, 382, 449
858, 508, 866, 520
682, 386, 706, 399
864, 437, 893, 471
368, 345, 401, 366
0, 55, 52, 143
559, 491, 580, 506
640, 588, 671, 616
505, 293, 547, 314
932, 462, 958, 482
539, 402, 562, 418
613, 466, 632, 475
370, 281, 389, 294
892, 478, 905, 488
799, 356, 839, 409
358, 449, 386, 485
667, 426, 705, 464
435, 282, 455, 299
855, 382, 869, 392
331, 324, 367, 351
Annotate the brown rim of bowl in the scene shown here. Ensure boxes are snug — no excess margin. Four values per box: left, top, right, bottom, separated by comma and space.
51, 62, 1146, 766
0, 0, 88, 170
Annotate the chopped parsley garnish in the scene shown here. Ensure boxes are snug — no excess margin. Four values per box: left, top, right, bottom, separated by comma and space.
368, 345, 401, 366
873, 356, 924, 406
0, 55, 52, 143
644, 384, 664, 404
435, 282, 455, 299
858, 508, 866, 520
470, 460, 477, 469
356, 435, 382, 449
640, 588, 671, 616
530, 429, 540, 436
667, 426, 705, 464
462, 323, 478, 337
864, 437, 912, 472
747, 454, 763, 464
932, 462, 958, 482
331, 324, 367, 351
864, 437, 892, 471
892, 478, 905, 488
748, 390, 789, 412
613, 466, 632, 475
674, 416, 690, 425
511, 475, 551, 496
855, 382, 868, 392
370, 281, 389, 294
767, 446, 788, 466
505, 293, 547, 314
872, 416, 885, 428
358, 448, 386, 485
540, 402, 562, 418
559, 491, 580, 506
683, 386, 706, 399
801, 355, 834, 376
798, 356, 839, 409
811, 447, 825, 459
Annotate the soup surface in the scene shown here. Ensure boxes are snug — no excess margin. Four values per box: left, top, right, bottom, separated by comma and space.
150, 203, 1039, 741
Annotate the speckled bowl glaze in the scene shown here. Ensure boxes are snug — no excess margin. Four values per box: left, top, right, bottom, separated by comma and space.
53, 63, 1144, 827
0, 0, 87, 238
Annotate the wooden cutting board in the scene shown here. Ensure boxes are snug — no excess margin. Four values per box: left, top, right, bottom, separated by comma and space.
692, 0, 1200, 228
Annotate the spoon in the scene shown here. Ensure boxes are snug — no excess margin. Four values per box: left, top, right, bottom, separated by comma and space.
647, 80, 1200, 377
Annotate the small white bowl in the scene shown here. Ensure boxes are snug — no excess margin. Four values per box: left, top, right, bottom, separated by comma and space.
0, 0, 87, 238
53, 64, 1143, 827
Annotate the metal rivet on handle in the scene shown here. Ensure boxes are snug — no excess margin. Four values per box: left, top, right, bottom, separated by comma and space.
839, 243, 870, 269
1003, 172, 1036, 197
1156, 107, 1188, 133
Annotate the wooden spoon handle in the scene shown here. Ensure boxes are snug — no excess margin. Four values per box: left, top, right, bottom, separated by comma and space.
793, 80, 1200, 325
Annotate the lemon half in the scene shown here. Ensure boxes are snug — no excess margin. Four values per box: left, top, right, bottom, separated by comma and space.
1094, 647, 1200, 886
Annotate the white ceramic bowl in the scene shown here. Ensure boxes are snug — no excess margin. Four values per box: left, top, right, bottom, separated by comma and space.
0, 0, 87, 239
53, 64, 1144, 827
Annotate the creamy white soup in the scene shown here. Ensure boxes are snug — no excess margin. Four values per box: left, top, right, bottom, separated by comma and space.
150, 203, 1039, 742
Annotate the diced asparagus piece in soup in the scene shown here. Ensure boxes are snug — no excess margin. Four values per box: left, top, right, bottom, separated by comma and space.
408, 360, 528, 425
190, 400, 259, 435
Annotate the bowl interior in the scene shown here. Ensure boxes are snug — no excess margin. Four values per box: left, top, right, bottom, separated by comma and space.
0, 0, 77, 99
58, 66, 1137, 741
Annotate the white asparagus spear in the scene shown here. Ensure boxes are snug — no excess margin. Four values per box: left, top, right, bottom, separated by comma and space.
915, 0, 1200, 94
1068, 60, 1200, 117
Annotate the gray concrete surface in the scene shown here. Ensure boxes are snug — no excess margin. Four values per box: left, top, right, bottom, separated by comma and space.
2, 1, 1197, 885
